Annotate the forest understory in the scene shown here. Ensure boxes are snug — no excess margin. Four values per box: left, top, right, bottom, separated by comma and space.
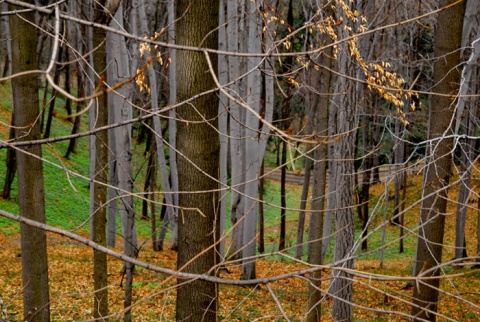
1, 175, 480, 321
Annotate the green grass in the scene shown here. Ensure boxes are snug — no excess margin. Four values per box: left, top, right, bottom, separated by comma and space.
0, 82, 417, 268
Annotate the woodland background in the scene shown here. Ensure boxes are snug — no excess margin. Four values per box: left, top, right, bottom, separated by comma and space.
0, 0, 480, 321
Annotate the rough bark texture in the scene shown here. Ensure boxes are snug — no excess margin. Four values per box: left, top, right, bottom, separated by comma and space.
92, 23, 109, 320
90, 0, 122, 318
107, 6, 137, 320
331, 3, 357, 320
175, 0, 219, 320
306, 28, 332, 321
411, 1, 466, 320
218, 0, 228, 261
279, 0, 294, 253
454, 0, 480, 262
227, 0, 243, 260
9, 1, 51, 320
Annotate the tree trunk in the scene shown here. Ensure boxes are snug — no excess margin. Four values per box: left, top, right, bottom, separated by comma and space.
279, 138, 288, 251
135, 0, 177, 251
331, 4, 358, 320
90, 1, 122, 319
91, 24, 109, 322
64, 10, 85, 158
241, 0, 264, 280
218, 0, 228, 262
454, 4, 480, 263
295, 153, 312, 260
9, 1, 51, 320
175, 0, 219, 320
107, 6, 137, 320
258, 161, 265, 254
167, 0, 179, 250
2, 115, 15, 199
306, 64, 330, 322
43, 44, 63, 139
279, 0, 294, 253
227, 0, 243, 260
306, 3, 333, 318
411, 1, 466, 320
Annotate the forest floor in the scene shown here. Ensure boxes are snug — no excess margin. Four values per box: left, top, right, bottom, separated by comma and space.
1, 174, 480, 321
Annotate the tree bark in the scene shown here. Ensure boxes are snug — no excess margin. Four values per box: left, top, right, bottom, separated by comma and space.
306, 20, 333, 319
227, 0, 244, 260
9, 1, 50, 320
90, 1, 122, 319
2, 115, 15, 199
175, 0, 220, 320
411, 1, 466, 320
331, 3, 358, 320
107, 6, 137, 320
218, 0, 228, 262
279, 0, 294, 253
91, 24, 109, 322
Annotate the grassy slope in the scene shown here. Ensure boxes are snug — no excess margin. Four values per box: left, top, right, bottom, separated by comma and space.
0, 82, 91, 235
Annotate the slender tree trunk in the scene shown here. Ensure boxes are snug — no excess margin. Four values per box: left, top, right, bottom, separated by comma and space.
307, 131, 328, 322
65, 11, 85, 158
167, 0, 179, 250
306, 9, 333, 316
2, 115, 15, 199
92, 25, 109, 322
9, 1, 50, 320
411, 1, 466, 320
107, 6, 137, 320
331, 4, 358, 320
241, 0, 264, 280
279, 138, 288, 251
454, 5, 480, 263
218, 0, 228, 261
279, 0, 294, 252
0, 2, 11, 81
90, 1, 122, 319
258, 161, 265, 254
295, 153, 312, 260
43, 44, 63, 139
135, 0, 177, 251
227, 0, 243, 260
175, 0, 220, 320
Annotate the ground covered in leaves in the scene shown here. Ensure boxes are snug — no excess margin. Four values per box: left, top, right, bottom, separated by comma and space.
1, 226, 480, 321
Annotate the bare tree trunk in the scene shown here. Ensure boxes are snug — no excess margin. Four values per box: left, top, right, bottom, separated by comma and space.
331, 4, 358, 320
91, 23, 109, 322
65, 6, 84, 158
306, 67, 330, 322
218, 0, 228, 262
279, 0, 294, 252
43, 43, 63, 139
0, 2, 11, 81
454, 3, 480, 263
279, 137, 288, 251
241, 0, 263, 280
9, 1, 50, 320
411, 1, 466, 320
258, 161, 265, 254
2, 114, 15, 199
227, 0, 244, 260
134, 0, 177, 251
89, 1, 122, 319
107, 6, 137, 320
295, 153, 312, 260
305, 4, 333, 319
167, 0, 179, 250
259, 5, 276, 255
175, 0, 220, 320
